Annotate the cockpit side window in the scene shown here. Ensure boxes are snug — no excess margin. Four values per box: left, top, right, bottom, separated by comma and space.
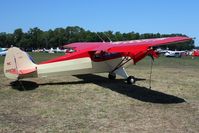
93, 51, 121, 60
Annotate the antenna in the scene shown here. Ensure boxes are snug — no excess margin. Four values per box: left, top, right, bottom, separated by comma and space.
103, 32, 112, 43
95, 32, 105, 43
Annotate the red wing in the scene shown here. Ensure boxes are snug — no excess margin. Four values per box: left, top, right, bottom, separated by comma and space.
65, 37, 191, 53
94, 36, 192, 53
62, 36, 191, 64
93, 36, 192, 64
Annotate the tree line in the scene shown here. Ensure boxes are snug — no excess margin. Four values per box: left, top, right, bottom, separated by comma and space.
0, 26, 195, 51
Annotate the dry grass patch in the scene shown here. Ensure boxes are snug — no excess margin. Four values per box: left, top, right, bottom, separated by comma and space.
0, 55, 199, 132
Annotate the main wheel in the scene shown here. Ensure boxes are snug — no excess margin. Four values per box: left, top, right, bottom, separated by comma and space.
108, 73, 116, 80
126, 76, 135, 84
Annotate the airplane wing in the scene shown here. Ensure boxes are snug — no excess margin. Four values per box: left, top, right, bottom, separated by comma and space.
64, 36, 192, 64
93, 36, 191, 63
94, 36, 191, 52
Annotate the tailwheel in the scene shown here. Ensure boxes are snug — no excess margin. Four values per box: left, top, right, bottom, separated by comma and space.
108, 73, 116, 80
126, 76, 135, 84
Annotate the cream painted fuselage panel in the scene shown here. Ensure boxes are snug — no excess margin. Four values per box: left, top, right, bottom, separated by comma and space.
37, 57, 130, 77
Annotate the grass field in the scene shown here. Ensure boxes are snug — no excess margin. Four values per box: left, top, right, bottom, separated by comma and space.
0, 53, 199, 132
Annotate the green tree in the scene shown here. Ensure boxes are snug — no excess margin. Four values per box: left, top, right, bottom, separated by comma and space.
28, 27, 43, 49
13, 28, 23, 47
0, 26, 195, 50
0, 32, 7, 47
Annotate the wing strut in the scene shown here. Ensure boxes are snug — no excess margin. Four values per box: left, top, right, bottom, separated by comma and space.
149, 56, 154, 89
111, 56, 131, 73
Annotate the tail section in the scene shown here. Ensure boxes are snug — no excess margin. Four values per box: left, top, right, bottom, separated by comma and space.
4, 47, 38, 80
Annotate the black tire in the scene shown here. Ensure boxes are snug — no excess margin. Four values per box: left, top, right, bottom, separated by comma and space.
108, 73, 116, 80
127, 76, 135, 84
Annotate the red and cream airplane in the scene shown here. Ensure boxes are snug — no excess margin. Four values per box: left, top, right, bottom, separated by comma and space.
4, 36, 191, 84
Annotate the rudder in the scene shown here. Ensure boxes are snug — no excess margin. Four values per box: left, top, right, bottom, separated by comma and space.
4, 47, 37, 80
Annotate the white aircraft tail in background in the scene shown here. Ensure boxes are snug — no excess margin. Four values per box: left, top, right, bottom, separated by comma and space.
0, 48, 8, 56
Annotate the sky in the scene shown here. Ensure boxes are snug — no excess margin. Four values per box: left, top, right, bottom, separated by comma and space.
0, 0, 198, 45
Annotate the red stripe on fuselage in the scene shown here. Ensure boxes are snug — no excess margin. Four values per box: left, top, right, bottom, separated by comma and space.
39, 51, 90, 64
39, 50, 123, 64
40, 43, 101, 64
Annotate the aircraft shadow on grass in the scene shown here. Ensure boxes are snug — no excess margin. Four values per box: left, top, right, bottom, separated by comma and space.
10, 74, 185, 104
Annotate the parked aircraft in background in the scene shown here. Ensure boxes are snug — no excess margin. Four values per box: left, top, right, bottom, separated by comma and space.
43, 48, 54, 53
193, 50, 199, 57
54, 47, 66, 53
0, 48, 8, 56
4, 36, 192, 84
156, 48, 188, 58
43, 47, 66, 53
164, 50, 186, 58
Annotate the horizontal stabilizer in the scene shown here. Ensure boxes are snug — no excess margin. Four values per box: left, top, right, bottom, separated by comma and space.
7, 67, 37, 75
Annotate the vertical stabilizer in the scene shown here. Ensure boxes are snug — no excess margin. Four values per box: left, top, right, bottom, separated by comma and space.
4, 47, 37, 80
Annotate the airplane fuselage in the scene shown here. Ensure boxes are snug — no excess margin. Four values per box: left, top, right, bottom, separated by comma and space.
37, 55, 131, 77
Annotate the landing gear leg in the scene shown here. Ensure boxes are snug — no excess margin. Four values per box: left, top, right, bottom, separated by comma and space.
126, 76, 135, 84
111, 67, 136, 84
